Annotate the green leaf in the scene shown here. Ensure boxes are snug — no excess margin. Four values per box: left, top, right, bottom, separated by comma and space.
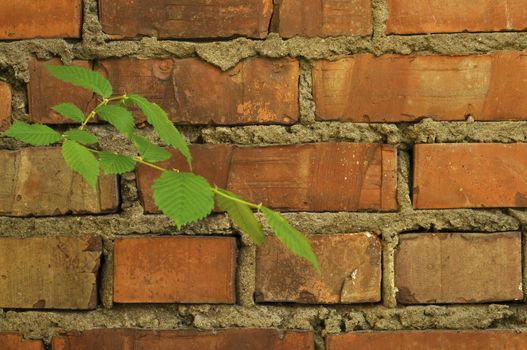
96, 104, 135, 135
46, 64, 112, 98
216, 189, 264, 245
63, 130, 98, 145
61, 140, 100, 190
127, 94, 191, 167
3, 121, 61, 145
52, 103, 85, 123
131, 134, 172, 163
262, 207, 319, 271
152, 171, 214, 229
99, 152, 136, 175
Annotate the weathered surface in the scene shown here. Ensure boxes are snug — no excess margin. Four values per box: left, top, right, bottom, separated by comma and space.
113, 237, 237, 303
0, 236, 102, 309
0, 333, 43, 350
0, 82, 11, 131
313, 53, 527, 122
387, 0, 527, 34
136, 143, 397, 213
255, 233, 381, 303
395, 232, 522, 304
99, 0, 273, 39
413, 143, 527, 209
0, 148, 119, 216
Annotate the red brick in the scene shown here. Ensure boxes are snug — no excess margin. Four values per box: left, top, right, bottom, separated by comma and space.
0, 148, 119, 216
52, 329, 314, 350
0, 236, 102, 309
136, 143, 397, 213
313, 52, 527, 122
387, 0, 527, 34
0, 81, 11, 130
413, 143, 527, 209
113, 236, 237, 303
0, 334, 43, 350
395, 232, 522, 304
327, 330, 527, 349
99, 0, 273, 39
275, 0, 372, 37
255, 233, 381, 303
0, 0, 81, 39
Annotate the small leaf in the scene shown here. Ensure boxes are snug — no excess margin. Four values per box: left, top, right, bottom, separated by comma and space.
61, 140, 100, 190
262, 207, 319, 271
152, 171, 214, 229
99, 152, 136, 175
131, 134, 172, 163
3, 121, 61, 145
216, 189, 264, 245
128, 94, 191, 167
46, 64, 112, 98
63, 130, 98, 145
52, 103, 85, 123
96, 104, 135, 135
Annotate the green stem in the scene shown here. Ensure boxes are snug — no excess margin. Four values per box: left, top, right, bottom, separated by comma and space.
212, 187, 262, 210
79, 94, 127, 131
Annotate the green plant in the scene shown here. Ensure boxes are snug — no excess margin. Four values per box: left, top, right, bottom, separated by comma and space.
0, 65, 319, 270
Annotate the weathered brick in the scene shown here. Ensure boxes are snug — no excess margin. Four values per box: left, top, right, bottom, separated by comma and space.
0, 148, 119, 216
256, 233, 381, 303
413, 143, 527, 209
113, 236, 237, 303
99, 0, 273, 39
136, 143, 397, 213
0, 334, 43, 350
387, 0, 527, 34
395, 232, 522, 304
327, 330, 527, 349
313, 52, 527, 122
0, 236, 102, 309
0, 81, 11, 130
52, 329, 314, 350
0, 1, 81, 39
275, 0, 372, 37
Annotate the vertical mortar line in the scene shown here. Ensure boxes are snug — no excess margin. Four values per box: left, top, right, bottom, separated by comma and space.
371, 0, 388, 42
521, 225, 527, 303
381, 230, 398, 308
298, 59, 316, 125
236, 235, 257, 306
99, 237, 114, 309
397, 147, 414, 212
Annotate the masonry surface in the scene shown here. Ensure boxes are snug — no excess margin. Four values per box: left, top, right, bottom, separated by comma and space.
2, 0, 527, 349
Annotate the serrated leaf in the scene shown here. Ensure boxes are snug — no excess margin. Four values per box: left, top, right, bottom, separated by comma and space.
96, 104, 135, 135
61, 140, 100, 190
128, 94, 191, 167
131, 134, 172, 162
152, 171, 214, 229
216, 189, 264, 245
63, 130, 98, 145
46, 65, 112, 98
52, 103, 85, 123
3, 121, 61, 145
99, 152, 136, 175
262, 207, 319, 271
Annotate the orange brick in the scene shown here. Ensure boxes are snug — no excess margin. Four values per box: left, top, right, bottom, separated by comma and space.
395, 232, 522, 304
99, 0, 273, 39
0, 334, 43, 350
0, 82, 11, 130
113, 236, 237, 303
313, 52, 527, 122
0, 0, 81, 39
413, 143, 527, 209
255, 233, 381, 303
136, 143, 397, 213
387, 0, 527, 34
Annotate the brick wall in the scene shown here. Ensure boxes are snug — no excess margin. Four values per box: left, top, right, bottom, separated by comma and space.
1, 1, 527, 349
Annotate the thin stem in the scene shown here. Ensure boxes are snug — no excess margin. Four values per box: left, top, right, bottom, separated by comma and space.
212, 187, 263, 210
133, 156, 168, 172
79, 94, 127, 131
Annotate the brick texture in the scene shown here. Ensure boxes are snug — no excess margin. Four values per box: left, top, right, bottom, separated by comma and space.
327, 330, 527, 349
0, 334, 43, 350
387, 0, 527, 34
255, 233, 381, 303
0, 148, 119, 216
0, 1, 81, 39
274, 0, 372, 38
99, 0, 273, 39
0, 81, 11, 130
313, 52, 527, 122
0, 236, 102, 309
113, 236, 237, 303
52, 329, 314, 350
413, 143, 527, 209
395, 232, 522, 304
136, 143, 397, 213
